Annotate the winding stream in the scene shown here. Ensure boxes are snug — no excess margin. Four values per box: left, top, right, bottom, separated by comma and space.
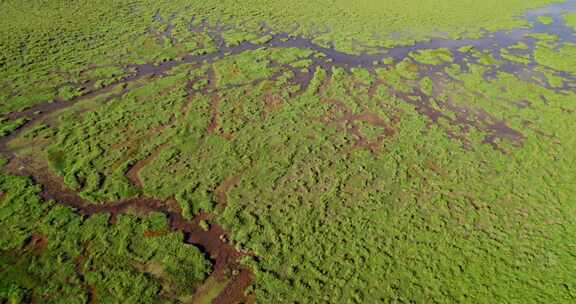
1, 0, 575, 302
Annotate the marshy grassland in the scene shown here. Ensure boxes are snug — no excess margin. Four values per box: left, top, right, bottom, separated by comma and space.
1, 0, 576, 303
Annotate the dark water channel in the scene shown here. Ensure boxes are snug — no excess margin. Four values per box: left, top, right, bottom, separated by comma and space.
0, 1, 575, 301
2, 0, 575, 153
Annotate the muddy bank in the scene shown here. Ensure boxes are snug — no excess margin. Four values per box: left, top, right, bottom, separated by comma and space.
2, 156, 253, 304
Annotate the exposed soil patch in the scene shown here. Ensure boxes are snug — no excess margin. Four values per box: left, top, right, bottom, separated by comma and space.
261, 91, 286, 120
516, 99, 532, 109
214, 268, 254, 304
321, 98, 397, 153
126, 143, 169, 189
214, 174, 242, 209
26, 234, 48, 256
207, 94, 221, 134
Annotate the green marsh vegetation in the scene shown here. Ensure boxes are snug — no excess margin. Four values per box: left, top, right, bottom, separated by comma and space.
184, 0, 564, 51
566, 13, 576, 29
2, 0, 576, 303
0, 172, 210, 303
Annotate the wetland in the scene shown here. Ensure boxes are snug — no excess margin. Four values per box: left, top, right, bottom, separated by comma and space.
1, 0, 576, 303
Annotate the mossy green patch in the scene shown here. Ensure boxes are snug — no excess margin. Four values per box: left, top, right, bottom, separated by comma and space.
538, 16, 554, 25
410, 48, 454, 65
534, 42, 576, 75
564, 13, 576, 30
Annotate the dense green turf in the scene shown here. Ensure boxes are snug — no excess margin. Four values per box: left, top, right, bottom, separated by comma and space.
567, 13, 576, 29
2, 0, 576, 303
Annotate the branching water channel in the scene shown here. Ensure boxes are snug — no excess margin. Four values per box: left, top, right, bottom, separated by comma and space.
1, 0, 575, 302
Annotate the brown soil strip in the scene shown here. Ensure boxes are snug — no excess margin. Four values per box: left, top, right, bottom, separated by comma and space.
322, 98, 397, 153
111, 113, 176, 172
181, 82, 197, 116
516, 99, 532, 109
261, 91, 285, 120
126, 144, 169, 189
214, 268, 254, 304
203, 67, 222, 136
207, 94, 221, 134
2, 155, 253, 303
367, 79, 383, 99
214, 174, 242, 209
185, 213, 254, 304
26, 234, 48, 256
522, 120, 560, 144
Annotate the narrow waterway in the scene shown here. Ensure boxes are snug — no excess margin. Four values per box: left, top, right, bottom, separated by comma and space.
1, 1, 575, 302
